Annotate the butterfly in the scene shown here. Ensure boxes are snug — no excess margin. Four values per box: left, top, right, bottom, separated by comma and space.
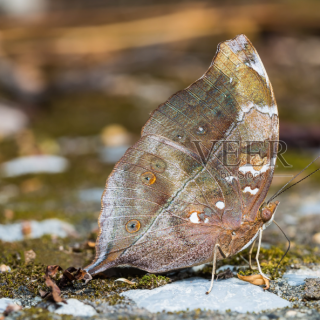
84, 34, 280, 293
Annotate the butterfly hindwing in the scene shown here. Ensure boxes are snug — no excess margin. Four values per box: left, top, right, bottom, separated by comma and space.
85, 34, 278, 275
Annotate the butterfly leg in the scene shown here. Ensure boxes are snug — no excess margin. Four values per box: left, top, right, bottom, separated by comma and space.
248, 239, 256, 270
256, 228, 270, 280
206, 244, 226, 295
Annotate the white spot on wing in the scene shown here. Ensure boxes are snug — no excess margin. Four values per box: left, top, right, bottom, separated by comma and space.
204, 218, 209, 223
243, 186, 259, 195
239, 164, 270, 175
245, 59, 265, 78
189, 212, 200, 224
230, 77, 233, 83
216, 201, 225, 209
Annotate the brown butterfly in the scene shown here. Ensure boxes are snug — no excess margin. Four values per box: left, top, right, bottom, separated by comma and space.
84, 34, 280, 293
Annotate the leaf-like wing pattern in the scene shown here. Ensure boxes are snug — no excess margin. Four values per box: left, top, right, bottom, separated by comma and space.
85, 34, 278, 275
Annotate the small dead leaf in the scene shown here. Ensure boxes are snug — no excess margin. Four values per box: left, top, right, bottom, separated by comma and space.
74, 268, 87, 280
45, 276, 66, 303
58, 267, 77, 288
46, 265, 62, 277
115, 278, 136, 285
24, 249, 36, 264
4, 304, 22, 316
237, 273, 270, 290
39, 289, 49, 298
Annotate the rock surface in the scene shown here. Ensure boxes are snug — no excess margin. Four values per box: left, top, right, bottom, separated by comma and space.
283, 266, 320, 286
48, 299, 97, 316
122, 277, 290, 313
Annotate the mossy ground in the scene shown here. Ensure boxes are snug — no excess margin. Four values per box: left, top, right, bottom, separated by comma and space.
195, 244, 320, 280
0, 233, 170, 305
1, 234, 319, 304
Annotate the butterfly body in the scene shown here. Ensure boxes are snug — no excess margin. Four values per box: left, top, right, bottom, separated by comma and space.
85, 34, 279, 276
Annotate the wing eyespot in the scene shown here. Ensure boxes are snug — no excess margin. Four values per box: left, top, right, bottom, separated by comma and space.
141, 172, 156, 185
125, 219, 141, 233
150, 158, 166, 173
197, 126, 206, 135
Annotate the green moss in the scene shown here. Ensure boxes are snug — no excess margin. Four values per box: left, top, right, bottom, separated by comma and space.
0, 263, 47, 298
195, 243, 320, 280
0, 242, 169, 305
135, 274, 170, 289
236, 245, 320, 279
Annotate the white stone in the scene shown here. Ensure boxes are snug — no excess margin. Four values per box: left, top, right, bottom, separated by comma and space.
50, 299, 96, 317
121, 277, 290, 313
283, 266, 320, 286
0, 298, 21, 313
0, 219, 76, 242
1, 155, 69, 177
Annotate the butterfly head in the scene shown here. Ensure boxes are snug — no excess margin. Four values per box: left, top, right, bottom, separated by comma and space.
260, 201, 280, 228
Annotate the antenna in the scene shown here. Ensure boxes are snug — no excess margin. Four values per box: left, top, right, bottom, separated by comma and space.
267, 154, 320, 204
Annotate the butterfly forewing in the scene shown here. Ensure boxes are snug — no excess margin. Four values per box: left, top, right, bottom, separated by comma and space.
85, 34, 279, 275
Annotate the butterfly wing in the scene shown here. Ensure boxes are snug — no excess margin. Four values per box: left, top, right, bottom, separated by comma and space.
85, 34, 278, 275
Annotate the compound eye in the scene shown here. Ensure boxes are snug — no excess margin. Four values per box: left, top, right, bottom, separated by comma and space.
125, 219, 141, 233
261, 208, 273, 222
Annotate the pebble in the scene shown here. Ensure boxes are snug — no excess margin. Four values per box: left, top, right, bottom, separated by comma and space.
0, 219, 76, 242
1, 155, 69, 177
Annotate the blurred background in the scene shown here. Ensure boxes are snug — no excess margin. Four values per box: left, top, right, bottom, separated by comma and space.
0, 0, 320, 267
